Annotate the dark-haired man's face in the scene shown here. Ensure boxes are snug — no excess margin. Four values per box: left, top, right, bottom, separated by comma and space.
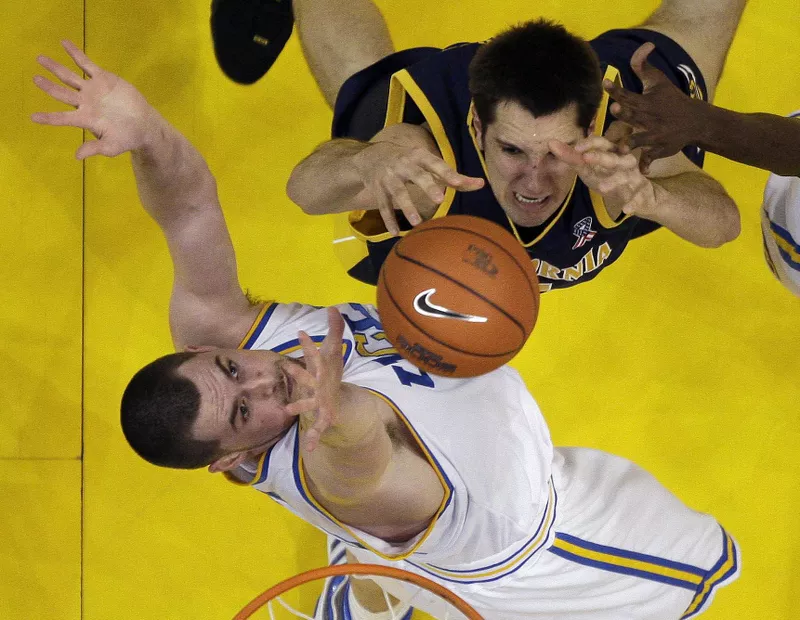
474, 101, 588, 228
180, 349, 307, 468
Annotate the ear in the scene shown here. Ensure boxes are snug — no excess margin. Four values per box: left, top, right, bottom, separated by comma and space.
471, 105, 485, 147
207, 451, 249, 473
185, 344, 217, 353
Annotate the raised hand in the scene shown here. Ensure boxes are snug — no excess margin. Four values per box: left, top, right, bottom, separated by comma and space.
282, 307, 346, 452
603, 42, 704, 173
351, 141, 484, 235
31, 40, 159, 160
550, 136, 656, 219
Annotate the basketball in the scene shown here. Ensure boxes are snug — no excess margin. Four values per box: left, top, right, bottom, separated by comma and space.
376, 215, 540, 377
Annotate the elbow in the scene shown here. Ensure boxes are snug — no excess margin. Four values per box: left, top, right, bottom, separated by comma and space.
705, 201, 741, 248
717, 199, 742, 247
286, 169, 321, 215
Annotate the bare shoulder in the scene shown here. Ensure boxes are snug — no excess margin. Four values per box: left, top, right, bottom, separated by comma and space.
169, 291, 264, 350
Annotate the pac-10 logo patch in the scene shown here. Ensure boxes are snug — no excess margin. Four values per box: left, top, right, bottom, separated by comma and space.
572, 217, 596, 250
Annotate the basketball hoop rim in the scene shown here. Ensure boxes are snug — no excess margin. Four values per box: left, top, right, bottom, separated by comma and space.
233, 562, 483, 619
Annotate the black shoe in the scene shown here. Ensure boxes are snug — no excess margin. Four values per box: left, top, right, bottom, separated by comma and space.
211, 0, 294, 85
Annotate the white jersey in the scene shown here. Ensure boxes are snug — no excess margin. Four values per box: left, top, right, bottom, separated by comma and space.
235, 301, 557, 574
761, 111, 800, 297
231, 302, 740, 619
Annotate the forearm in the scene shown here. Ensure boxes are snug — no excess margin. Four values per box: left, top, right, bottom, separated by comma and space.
303, 386, 393, 498
131, 112, 221, 227
648, 172, 741, 248
308, 385, 385, 451
694, 106, 800, 176
131, 111, 241, 301
286, 138, 372, 214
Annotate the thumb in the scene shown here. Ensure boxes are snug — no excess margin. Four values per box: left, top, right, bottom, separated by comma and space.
603, 120, 633, 148
630, 42, 660, 88
75, 138, 111, 160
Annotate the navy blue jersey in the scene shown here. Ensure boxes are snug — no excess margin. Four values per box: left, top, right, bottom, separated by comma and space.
332, 30, 707, 291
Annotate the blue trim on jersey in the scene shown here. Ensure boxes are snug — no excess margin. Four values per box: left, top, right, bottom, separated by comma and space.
341, 580, 353, 620
291, 431, 331, 523
681, 528, 740, 619
549, 547, 698, 590
290, 385, 453, 560
290, 433, 365, 546
271, 334, 354, 366
548, 531, 716, 592
242, 303, 278, 349
273, 334, 326, 353
556, 533, 707, 577
409, 483, 558, 584
769, 220, 800, 270
361, 388, 455, 517
331, 549, 346, 566
325, 574, 347, 620
424, 483, 556, 575
253, 445, 277, 485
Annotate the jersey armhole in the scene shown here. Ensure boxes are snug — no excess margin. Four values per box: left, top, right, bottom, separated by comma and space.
590, 65, 635, 230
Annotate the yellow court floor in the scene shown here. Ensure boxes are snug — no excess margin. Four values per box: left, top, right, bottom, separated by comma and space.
1, 0, 798, 618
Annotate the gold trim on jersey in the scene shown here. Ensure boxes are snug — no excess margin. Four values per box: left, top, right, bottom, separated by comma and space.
388, 69, 459, 222
681, 529, 739, 618
224, 451, 270, 486
345, 68, 460, 244
413, 480, 557, 583
294, 387, 453, 561
588, 65, 632, 230
237, 303, 275, 349
336, 63, 630, 268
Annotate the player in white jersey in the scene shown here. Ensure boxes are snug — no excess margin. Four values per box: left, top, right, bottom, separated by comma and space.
32, 43, 739, 619
761, 136, 800, 296
605, 44, 800, 296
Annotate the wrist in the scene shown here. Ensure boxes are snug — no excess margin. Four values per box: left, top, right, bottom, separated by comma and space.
627, 178, 662, 220
349, 140, 380, 175
134, 110, 170, 155
692, 99, 724, 151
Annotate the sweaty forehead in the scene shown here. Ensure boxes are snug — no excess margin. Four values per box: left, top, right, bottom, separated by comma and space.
490, 101, 583, 146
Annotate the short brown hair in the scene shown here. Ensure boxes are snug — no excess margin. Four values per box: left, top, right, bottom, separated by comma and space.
120, 352, 222, 469
469, 19, 603, 130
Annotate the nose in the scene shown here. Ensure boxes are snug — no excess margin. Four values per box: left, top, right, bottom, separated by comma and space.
518, 157, 548, 189
245, 372, 279, 398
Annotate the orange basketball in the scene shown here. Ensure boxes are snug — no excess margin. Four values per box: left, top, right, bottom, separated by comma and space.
377, 215, 540, 377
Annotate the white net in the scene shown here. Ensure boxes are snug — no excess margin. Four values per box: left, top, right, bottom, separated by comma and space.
234, 564, 480, 620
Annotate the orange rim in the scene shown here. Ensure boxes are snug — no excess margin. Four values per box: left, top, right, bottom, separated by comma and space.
234, 563, 483, 619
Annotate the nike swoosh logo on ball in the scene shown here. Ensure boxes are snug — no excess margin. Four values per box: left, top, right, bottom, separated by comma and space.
412, 288, 488, 323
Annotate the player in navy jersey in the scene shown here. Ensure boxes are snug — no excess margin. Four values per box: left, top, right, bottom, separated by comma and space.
270, 0, 747, 290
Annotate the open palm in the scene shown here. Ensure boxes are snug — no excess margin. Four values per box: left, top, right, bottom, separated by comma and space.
31, 40, 157, 160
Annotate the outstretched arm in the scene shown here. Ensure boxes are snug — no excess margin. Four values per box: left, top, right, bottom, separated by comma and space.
605, 42, 800, 176
283, 308, 442, 523
551, 137, 740, 248
32, 41, 259, 350
287, 122, 484, 235
283, 308, 393, 492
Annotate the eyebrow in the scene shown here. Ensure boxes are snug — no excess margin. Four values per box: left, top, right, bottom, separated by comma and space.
496, 138, 579, 150
214, 355, 239, 428
496, 138, 520, 148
